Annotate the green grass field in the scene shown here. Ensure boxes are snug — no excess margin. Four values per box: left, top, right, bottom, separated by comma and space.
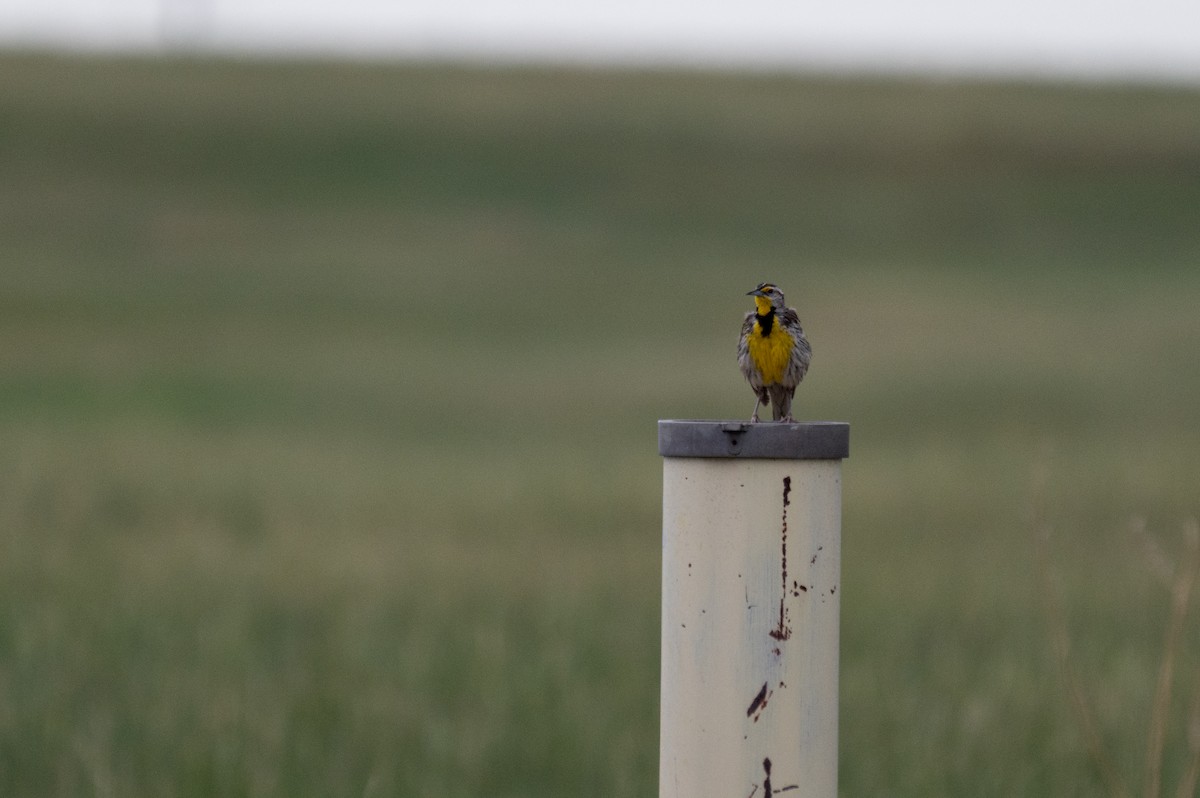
2, 53, 1199, 796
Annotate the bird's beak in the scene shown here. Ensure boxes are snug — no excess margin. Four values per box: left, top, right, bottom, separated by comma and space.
747, 288, 767, 297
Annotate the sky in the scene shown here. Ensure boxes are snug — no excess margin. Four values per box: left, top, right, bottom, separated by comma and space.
2, 0, 1199, 82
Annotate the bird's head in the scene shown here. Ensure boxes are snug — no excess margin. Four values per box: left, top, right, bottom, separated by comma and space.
748, 283, 785, 315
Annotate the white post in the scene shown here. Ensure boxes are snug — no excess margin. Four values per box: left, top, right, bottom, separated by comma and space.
658, 420, 849, 798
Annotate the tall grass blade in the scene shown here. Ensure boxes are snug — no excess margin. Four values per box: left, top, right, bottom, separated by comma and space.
1170, 521, 1200, 798
1031, 463, 1131, 798
1143, 519, 1199, 798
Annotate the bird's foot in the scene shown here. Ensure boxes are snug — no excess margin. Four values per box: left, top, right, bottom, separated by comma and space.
781, 415, 795, 423
750, 413, 761, 423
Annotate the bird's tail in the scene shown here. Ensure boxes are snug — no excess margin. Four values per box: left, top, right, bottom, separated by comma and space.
768, 385, 792, 421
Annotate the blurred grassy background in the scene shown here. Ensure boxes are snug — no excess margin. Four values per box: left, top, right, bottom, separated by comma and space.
1, 52, 1199, 796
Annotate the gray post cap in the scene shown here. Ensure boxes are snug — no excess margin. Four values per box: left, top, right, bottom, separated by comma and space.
658, 420, 849, 459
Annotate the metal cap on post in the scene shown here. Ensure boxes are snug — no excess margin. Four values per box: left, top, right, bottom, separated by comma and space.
658, 420, 849, 798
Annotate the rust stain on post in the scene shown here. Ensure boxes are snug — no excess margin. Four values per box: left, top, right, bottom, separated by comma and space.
770, 476, 793, 641
746, 681, 773, 723
746, 682, 769, 717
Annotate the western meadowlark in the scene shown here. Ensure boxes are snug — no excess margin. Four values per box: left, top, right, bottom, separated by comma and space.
737, 282, 812, 423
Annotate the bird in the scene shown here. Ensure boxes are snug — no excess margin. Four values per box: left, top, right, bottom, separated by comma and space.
737, 282, 812, 423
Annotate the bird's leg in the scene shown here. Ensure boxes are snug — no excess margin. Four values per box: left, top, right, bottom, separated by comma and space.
750, 398, 761, 423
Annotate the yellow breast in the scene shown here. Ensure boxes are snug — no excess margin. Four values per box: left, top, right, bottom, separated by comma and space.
747, 322, 794, 385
